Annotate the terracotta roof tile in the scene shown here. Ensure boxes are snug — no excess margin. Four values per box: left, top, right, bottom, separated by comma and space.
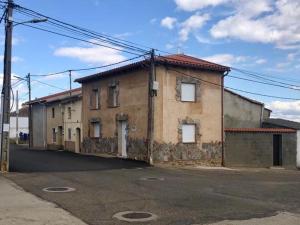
25, 88, 81, 105
75, 54, 230, 83
225, 128, 296, 133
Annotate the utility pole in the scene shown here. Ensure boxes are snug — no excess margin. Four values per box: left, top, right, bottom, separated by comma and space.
16, 90, 18, 144
69, 70, 72, 96
26, 73, 32, 148
1, 0, 13, 172
147, 49, 156, 165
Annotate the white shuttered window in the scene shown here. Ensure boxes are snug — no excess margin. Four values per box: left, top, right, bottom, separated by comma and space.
181, 83, 196, 102
182, 124, 196, 143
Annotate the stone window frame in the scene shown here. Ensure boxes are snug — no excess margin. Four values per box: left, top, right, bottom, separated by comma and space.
89, 118, 102, 139
176, 76, 201, 102
107, 80, 120, 108
89, 87, 101, 110
178, 117, 201, 144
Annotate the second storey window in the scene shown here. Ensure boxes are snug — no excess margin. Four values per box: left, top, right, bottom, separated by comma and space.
52, 107, 55, 118
90, 88, 100, 109
182, 124, 196, 143
181, 83, 196, 102
108, 81, 119, 107
67, 107, 72, 119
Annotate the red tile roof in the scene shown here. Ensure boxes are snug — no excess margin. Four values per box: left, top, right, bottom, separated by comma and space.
75, 54, 230, 83
225, 128, 296, 133
157, 54, 230, 72
26, 88, 81, 105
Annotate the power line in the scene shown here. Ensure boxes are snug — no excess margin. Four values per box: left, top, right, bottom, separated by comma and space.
232, 67, 300, 83
231, 67, 300, 87
13, 4, 149, 54
170, 68, 300, 101
18, 22, 145, 56
227, 75, 300, 91
31, 79, 67, 91
30, 54, 147, 77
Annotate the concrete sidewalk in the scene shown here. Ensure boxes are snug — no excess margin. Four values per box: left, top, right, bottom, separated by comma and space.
0, 176, 87, 225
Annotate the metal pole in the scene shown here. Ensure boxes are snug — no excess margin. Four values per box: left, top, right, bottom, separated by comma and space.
1, 0, 13, 172
27, 73, 32, 148
147, 49, 155, 165
16, 90, 18, 144
69, 70, 72, 96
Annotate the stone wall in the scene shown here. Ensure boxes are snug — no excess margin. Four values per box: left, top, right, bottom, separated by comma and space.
82, 137, 147, 161
225, 131, 297, 168
153, 141, 222, 165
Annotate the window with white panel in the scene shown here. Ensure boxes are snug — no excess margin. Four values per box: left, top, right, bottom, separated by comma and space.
182, 124, 196, 143
181, 83, 196, 102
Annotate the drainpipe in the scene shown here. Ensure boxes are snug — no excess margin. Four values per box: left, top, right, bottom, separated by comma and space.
221, 71, 229, 167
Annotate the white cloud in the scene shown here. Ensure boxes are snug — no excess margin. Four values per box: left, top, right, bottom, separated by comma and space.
175, 0, 228, 11
179, 13, 210, 41
255, 58, 267, 64
54, 40, 126, 65
161, 17, 177, 30
203, 53, 247, 66
276, 62, 290, 69
267, 100, 300, 122
210, 0, 300, 50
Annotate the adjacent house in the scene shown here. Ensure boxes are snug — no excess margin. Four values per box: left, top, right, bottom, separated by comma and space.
75, 54, 230, 165
62, 94, 82, 153
224, 89, 299, 169
28, 88, 81, 150
224, 88, 271, 128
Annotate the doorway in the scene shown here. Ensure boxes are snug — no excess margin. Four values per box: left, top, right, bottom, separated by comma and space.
57, 126, 63, 147
273, 134, 282, 166
75, 128, 81, 153
118, 120, 127, 158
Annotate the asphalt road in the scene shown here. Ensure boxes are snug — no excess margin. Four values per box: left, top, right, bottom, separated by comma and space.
5, 145, 300, 225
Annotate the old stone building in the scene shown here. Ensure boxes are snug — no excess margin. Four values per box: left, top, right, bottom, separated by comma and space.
75, 54, 230, 165
28, 88, 81, 150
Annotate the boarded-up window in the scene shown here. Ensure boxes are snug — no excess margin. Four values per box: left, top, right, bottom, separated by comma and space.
52, 128, 56, 143
182, 124, 196, 143
92, 122, 100, 138
52, 107, 55, 118
90, 88, 100, 109
181, 83, 196, 102
108, 84, 118, 107
67, 107, 71, 119
68, 128, 72, 140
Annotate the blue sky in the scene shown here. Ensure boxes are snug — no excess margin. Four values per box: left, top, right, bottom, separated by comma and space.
1, 0, 300, 120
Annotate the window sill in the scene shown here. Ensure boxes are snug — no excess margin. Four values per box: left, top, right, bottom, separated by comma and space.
180, 100, 196, 103
90, 108, 100, 111
107, 105, 119, 108
182, 142, 197, 144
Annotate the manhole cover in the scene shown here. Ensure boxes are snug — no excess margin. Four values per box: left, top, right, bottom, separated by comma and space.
140, 177, 165, 181
113, 211, 158, 222
42, 187, 76, 193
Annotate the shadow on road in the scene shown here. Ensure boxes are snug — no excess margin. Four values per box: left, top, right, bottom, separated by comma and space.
9, 144, 149, 173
